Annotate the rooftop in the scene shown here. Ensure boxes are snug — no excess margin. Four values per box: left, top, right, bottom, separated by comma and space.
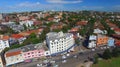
5, 50, 21, 57
47, 31, 72, 41
0, 35, 10, 40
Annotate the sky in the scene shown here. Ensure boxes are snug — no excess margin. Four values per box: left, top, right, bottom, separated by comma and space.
0, 0, 120, 13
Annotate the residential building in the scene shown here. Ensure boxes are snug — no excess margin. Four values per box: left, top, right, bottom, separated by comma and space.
93, 28, 107, 34
97, 35, 108, 46
76, 21, 88, 26
19, 20, 34, 27
108, 38, 115, 46
5, 50, 24, 66
11, 34, 26, 44
46, 31, 75, 55
0, 35, 10, 51
88, 35, 97, 48
113, 28, 120, 35
50, 23, 63, 31
21, 44, 45, 61
9, 25, 24, 32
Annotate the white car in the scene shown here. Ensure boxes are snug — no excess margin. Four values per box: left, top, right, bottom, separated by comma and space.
37, 64, 42, 67
92, 49, 95, 51
66, 54, 70, 56
62, 55, 66, 59
62, 60, 67, 63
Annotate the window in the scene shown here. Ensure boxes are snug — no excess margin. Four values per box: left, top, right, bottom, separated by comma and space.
28, 53, 30, 55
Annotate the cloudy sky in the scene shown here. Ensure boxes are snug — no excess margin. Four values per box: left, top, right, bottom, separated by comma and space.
0, 0, 120, 13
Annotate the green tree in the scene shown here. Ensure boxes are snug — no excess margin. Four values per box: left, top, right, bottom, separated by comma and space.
102, 49, 112, 60
112, 47, 120, 57
93, 54, 99, 64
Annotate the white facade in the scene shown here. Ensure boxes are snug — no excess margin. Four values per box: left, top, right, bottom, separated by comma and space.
19, 20, 34, 27
94, 28, 107, 34
5, 51, 24, 66
46, 31, 75, 54
0, 35, 10, 51
88, 41, 96, 48
88, 35, 97, 48
0, 40, 9, 50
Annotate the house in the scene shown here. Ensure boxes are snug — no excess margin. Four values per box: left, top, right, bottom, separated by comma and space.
11, 34, 26, 44
88, 35, 97, 48
93, 28, 107, 34
69, 27, 80, 39
5, 50, 24, 66
115, 40, 120, 46
19, 28, 43, 37
46, 31, 75, 55
9, 25, 24, 32
0, 24, 8, 31
50, 23, 63, 31
33, 21, 43, 26
76, 21, 88, 26
97, 35, 108, 46
1, 21, 15, 27
108, 38, 115, 46
0, 35, 10, 51
113, 28, 120, 35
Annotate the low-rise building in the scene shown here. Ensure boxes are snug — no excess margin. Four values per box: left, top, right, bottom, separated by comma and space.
5, 50, 24, 66
88, 35, 97, 48
93, 28, 107, 34
21, 44, 45, 61
9, 25, 24, 32
46, 31, 75, 55
0, 35, 10, 51
108, 38, 115, 46
11, 34, 26, 44
97, 35, 108, 46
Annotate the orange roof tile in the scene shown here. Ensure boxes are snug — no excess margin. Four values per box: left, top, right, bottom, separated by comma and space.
11, 34, 24, 39
0, 35, 9, 40
114, 28, 120, 32
6, 51, 21, 57
76, 21, 88, 26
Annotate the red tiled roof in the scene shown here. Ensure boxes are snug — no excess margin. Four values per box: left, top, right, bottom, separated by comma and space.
76, 21, 88, 26
70, 28, 79, 32
114, 28, 120, 32
19, 29, 43, 37
107, 23, 117, 28
6, 51, 21, 57
11, 34, 24, 39
0, 35, 10, 40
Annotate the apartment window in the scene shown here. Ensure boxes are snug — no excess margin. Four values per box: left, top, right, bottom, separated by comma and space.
28, 53, 30, 55
52, 46, 54, 48
17, 58, 19, 60
31, 52, 34, 54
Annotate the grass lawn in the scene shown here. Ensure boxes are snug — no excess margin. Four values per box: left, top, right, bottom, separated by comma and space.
92, 57, 120, 67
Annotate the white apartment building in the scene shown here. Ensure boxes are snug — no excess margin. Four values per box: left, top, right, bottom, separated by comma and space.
46, 31, 75, 55
19, 20, 34, 27
88, 35, 97, 48
0, 35, 10, 51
